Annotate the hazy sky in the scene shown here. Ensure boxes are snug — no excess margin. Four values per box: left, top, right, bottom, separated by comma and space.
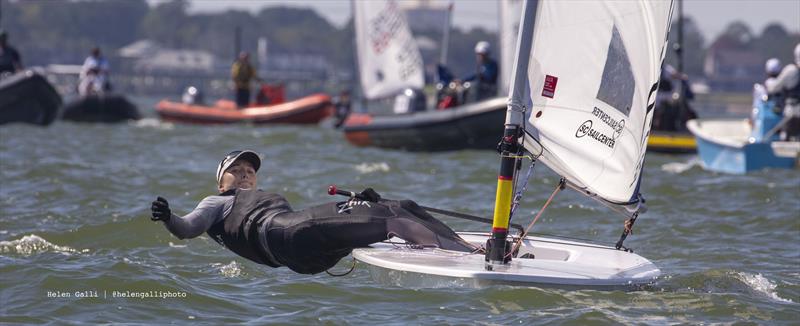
183, 0, 800, 43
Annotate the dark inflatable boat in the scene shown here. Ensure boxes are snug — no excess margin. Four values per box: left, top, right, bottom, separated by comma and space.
343, 97, 507, 151
61, 94, 141, 123
0, 70, 62, 126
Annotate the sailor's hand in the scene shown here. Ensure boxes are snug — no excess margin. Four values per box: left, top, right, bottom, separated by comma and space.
359, 188, 382, 202
150, 197, 171, 222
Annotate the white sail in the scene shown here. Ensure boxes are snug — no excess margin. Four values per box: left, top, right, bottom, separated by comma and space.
354, 0, 425, 100
498, 0, 525, 94
515, 0, 673, 204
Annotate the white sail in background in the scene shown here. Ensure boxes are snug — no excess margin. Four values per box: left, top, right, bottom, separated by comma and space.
354, 0, 424, 100
498, 0, 525, 94
516, 0, 673, 204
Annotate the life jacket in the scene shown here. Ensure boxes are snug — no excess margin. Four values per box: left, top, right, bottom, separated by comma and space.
785, 64, 800, 103
206, 189, 291, 267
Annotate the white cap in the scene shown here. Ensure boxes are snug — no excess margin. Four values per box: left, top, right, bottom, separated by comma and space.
474, 41, 490, 54
795, 43, 800, 65
765, 58, 781, 75
215, 150, 261, 184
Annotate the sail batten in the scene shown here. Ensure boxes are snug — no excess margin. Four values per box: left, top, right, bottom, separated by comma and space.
509, 0, 673, 205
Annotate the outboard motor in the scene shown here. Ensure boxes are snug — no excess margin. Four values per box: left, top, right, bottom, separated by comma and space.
392, 88, 427, 114
181, 86, 204, 105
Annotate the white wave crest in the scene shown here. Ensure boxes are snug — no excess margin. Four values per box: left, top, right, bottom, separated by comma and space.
0, 234, 86, 256
354, 162, 390, 174
214, 261, 243, 278
661, 157, 701, 174
133, 118, 173, 130
736, 272, 793, 303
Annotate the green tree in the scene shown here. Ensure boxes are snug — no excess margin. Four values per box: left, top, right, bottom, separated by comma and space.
754, 23, 797, 66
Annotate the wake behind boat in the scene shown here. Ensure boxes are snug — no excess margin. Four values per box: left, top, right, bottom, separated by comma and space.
352, 0, 674, 288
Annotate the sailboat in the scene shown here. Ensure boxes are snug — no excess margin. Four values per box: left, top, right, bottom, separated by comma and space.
351, 0, 674, 287
342, 0, 508, 151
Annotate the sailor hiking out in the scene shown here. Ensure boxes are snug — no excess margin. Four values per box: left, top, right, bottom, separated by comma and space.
150, 150, 473, 275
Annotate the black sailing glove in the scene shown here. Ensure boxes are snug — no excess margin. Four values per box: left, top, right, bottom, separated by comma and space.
359, 188, 382, 202
150, 197, 171, 222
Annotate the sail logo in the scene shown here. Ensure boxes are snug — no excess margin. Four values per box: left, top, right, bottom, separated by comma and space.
575, 120, 616, 149
542, 75, 558, 98
336, 200, 372, 214
592, 106, 625, 138
368, 1, 404, 54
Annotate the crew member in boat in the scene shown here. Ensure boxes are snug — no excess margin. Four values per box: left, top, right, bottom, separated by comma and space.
765, 58, 783, 91
231, 52, 260, 109
766, 44, 800, 141
463, 41, 498, 101
333, 89, 352, 128
150, 150, 474, 275
761, 58, 785, 113
78, 47, 111, 97
653, 64, 696, 131
0, 30, 23, 76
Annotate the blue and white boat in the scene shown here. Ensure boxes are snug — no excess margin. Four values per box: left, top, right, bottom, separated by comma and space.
686, 85, 799, 174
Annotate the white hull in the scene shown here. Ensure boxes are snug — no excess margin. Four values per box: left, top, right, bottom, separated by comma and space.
353, 232, 660, 289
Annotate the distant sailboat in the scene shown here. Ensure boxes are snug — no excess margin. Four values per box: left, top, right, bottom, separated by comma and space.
353, 0, 674, 287
342, 0, 508, 151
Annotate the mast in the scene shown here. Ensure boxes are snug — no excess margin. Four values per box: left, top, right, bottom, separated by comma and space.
486, 0, 538, 269
439, 1, 453, 65
676, 0, 683, 75
234, 26, 242, 60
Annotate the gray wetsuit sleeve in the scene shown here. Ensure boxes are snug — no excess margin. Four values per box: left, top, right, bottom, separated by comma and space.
163, 196, 234, 239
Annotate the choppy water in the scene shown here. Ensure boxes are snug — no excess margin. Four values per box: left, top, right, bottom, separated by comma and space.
1, 98, 798, 324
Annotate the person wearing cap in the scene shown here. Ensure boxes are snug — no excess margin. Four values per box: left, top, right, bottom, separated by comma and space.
765, 58, 782, 90
231, 52, 260, 108
766, 44, 800, 140
0, 30, 23, 75
79, 47, 111, 96
150, 150, 475, 275
463, 41, 499, 101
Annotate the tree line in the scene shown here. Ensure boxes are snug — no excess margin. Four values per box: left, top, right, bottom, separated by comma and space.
2, 0, 798, 81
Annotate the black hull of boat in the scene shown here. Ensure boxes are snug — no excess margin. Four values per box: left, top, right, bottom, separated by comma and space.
62, 95, 141, 123
0, 70, 62, 126
344, 97, 507, 151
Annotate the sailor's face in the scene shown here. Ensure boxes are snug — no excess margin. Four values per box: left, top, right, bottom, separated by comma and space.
218, 160, 257, 192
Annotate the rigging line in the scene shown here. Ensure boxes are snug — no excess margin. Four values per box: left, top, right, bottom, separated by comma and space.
325, 256, 357, 277
509, 159, 536, 221
507, 178, 566, 260
421, 205, 526, 234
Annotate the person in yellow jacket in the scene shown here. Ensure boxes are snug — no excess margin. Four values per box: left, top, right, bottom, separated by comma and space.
231, 52, 259, 108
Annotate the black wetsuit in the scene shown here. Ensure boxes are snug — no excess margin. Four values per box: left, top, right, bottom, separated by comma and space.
165, 189, 472, 274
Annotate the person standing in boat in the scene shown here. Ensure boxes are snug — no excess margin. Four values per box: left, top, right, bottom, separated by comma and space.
231, 52, 259, 108
149, 150, 474, 275
766, 44, 800, 141
463, 41, 498, 101
0, 30, 23, 76
79, 47, 111, 97
653, 64, 695, 131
